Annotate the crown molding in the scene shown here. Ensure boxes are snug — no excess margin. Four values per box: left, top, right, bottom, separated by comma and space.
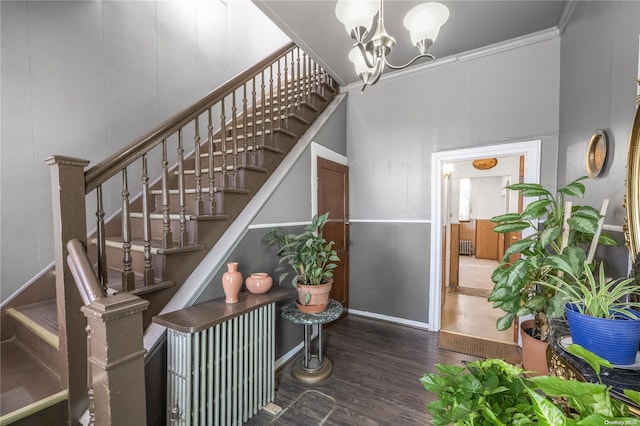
343, 26, 560, 92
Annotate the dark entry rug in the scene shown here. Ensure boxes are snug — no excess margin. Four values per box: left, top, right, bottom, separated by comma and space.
438, 330, 522, 365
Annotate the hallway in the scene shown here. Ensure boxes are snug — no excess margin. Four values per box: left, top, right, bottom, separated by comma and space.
441, 256, 515, 343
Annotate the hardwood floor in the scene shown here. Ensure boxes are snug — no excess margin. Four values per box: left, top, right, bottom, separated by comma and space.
442, 255, 515, 344
246, 315, 478, 425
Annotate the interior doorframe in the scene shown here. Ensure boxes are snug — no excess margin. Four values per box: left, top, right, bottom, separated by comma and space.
311, 142, 348, 215
428, 140, 542, 331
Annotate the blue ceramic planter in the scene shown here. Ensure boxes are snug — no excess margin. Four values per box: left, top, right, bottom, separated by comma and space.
566, 304, 640, 365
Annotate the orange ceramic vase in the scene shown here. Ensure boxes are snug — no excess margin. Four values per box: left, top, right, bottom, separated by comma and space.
222, 262, 243, 303
245, 273, 273, 294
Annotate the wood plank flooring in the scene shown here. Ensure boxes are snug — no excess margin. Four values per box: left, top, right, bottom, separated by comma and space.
246, 315, 478, 425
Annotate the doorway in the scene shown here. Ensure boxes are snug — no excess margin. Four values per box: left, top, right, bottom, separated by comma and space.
442, 168, 520, 343
429, 141, 541, 333
312, 143, 349, 313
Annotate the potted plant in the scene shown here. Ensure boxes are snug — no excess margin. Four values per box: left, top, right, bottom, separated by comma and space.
488, 176, 616, 373
263, 212, 340, 313
538, 257, 640, 365
421, 354, 640, 425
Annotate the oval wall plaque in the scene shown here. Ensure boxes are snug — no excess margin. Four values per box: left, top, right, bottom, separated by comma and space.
472, 158, 498, 170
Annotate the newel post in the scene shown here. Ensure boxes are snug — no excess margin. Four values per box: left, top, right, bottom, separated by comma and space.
81, 293, 149, 426
46, 155, 90, 423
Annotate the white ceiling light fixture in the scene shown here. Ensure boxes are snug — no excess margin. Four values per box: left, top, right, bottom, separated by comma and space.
335, 0, 449, 92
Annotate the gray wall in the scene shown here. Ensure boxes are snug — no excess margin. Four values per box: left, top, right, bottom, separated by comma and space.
558, 1, 639, 277
346, 38, 561, 323
0, 1, 289, 301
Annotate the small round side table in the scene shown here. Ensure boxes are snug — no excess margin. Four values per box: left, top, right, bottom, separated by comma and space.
281, 299, 343, 384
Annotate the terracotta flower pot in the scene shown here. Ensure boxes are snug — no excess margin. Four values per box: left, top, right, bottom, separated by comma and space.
520, 319, 549, 376
296, 280, 332, 313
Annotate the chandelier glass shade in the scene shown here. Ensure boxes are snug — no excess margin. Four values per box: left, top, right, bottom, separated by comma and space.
335, 0, 449, 91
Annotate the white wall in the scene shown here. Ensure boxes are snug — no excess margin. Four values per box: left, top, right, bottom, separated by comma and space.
0, 0, 289, 301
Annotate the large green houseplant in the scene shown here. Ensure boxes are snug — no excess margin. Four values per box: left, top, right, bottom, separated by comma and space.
263, 212, 340, 312
421, 354, 640, 425
488, 176, 616, 341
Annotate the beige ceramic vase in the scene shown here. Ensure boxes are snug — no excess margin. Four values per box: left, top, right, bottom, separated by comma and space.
222, 262, 243, 303
245, 273, 273, 294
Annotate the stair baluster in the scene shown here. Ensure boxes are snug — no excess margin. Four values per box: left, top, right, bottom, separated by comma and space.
269, 63, 275, 139
220, 98, 228, 191
231, 91, 239, 187
121, 168, 135, 291
302, 51, 308, 108
161, 140, 173, 249
142, 154, 154, 286
277, 61, 282, 133
251, 76, 258, 163
296, 47, 302, 113
177, 129, 188, 246
243, 83, 249, 156
260, 71, 266, 148
194, 117, 203, 216
283, 57, 289, 131
207, 109, 216, 214
96, 184, 108, 290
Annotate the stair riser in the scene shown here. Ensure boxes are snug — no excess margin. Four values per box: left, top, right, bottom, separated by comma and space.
12, 320, 61, 381
151, 190, 249, 216
129, 215, 198, 245
103, 245, 167, 280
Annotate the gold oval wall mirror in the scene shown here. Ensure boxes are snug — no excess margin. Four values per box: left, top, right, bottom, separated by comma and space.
624, 82, 640, 263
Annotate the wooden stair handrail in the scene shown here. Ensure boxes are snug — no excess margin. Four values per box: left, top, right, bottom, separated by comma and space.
66, 239, 106, 305
84, 42, 296, 193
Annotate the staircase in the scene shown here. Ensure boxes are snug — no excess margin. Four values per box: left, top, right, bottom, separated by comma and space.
0, 42, 338, 425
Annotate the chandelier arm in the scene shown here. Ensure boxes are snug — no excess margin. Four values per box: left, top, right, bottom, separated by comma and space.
355, 42, 376, 69
384, 53, 436, 70
359, 56, 385, 93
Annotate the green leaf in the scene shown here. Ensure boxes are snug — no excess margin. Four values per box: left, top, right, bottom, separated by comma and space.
540, 225, 561, 248
494, 222, 531, 233
491, 213, 523, 223
497, 313, 516, 331
566, 344, 612, 381
559, 179, 586, 198
597, 232, 617, 247
304, 292, 311, 305
568, 216, 598, 234
521, 199, 552, 220
504, 239, 535, 258
623, 389, 640, 406
525, 387, 568, 425
544, 254, 578, 277
519, 187, 553, 197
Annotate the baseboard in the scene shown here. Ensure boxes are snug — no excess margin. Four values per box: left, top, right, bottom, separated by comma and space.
347, 309, 430, 330
275, 341, 304, 371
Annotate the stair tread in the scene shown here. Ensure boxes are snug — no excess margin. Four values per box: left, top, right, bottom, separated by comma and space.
0, 339, 66, 418
104, 268, 176, 296
199, 144, 284, 158
92, 237, 205, 255
6, 301, 58, 348
180, 164, 268, 176
150, 187, 251, 196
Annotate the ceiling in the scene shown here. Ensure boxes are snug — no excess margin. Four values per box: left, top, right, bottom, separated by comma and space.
253, 0, 570, 87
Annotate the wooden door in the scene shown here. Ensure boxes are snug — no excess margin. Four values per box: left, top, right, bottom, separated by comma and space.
475, 220, 498, 260
317, 157, 349, 310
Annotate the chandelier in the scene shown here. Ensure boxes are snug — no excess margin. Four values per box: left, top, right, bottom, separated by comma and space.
335, 0, 449, 92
